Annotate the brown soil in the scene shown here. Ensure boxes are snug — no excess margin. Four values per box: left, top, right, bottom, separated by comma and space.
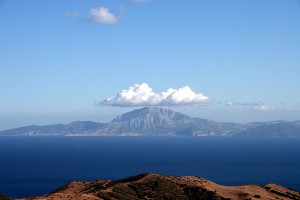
22, 173, 300, 200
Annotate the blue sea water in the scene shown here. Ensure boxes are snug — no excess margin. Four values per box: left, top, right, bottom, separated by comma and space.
0, 137, 300, 198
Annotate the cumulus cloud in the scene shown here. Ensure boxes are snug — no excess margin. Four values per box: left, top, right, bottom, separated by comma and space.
90, 7, 119, 24
62, 11, 79, 17
99, 83, 209, 107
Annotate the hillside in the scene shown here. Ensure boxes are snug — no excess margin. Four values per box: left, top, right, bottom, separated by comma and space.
22, 173, 300, 200
0, 194, 12, 200
1, 107, 300, 137
99, 107, 245, 136
236, 121, 300, 137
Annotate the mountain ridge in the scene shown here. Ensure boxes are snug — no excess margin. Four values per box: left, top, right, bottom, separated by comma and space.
20, 173, 300, 200
1, 107, 300, 137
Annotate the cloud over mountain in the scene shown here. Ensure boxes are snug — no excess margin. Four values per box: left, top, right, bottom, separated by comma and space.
90, 7, 119, 24
99, 83, 209, 107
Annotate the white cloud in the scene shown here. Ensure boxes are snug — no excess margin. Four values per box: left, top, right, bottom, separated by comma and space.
225, 101, 264, 107
267, 104, 300, 112
62, 11, 79, 17
90, 7, 119, 24
225, 101, 300, 112
225, 101, 270, 111
225, 101, 235, 106
258, 105, 270, 111
99, 83, 209, 107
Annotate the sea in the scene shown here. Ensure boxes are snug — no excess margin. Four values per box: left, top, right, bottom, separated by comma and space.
0, 137, 300, 199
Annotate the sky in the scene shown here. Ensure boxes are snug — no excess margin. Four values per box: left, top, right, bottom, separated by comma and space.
1, 0, 300, 130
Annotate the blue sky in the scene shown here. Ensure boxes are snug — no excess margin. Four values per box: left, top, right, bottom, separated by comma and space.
1, 0, 300, 130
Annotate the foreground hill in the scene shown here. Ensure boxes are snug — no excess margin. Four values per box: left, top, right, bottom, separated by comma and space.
1, 107, 300, 136
22, 173, 300, 200
0, 194, 11, 200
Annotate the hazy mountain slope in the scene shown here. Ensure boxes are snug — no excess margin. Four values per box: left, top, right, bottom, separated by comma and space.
98, 107, 206, 135
1, 107, 300, 136
0, 124, 66, 136
235, 121, 300, 137
21, 173, 300, 200
0, 121, 104, 136
64, 121, 104, 133
97, 107, 246, 136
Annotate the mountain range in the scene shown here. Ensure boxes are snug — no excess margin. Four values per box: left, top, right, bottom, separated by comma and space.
1, 107, 300, 137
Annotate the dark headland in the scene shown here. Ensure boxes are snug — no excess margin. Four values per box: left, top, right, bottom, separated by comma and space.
16, 173, 300, 200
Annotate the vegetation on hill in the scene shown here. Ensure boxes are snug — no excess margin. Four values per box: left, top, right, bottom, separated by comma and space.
0, 194, 12, 200
22, 173, 300, 200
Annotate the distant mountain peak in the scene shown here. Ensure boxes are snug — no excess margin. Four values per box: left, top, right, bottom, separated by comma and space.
1, 107, 300, 137
111, 107, 189, 123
